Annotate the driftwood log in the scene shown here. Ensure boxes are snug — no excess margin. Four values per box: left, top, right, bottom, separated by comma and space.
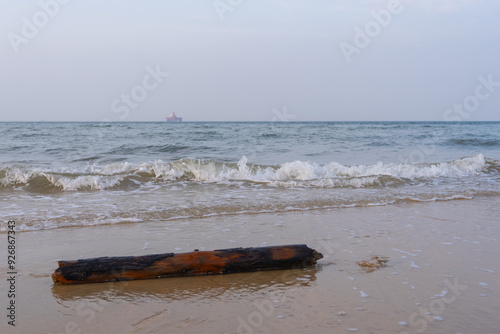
52, 244, 323, 284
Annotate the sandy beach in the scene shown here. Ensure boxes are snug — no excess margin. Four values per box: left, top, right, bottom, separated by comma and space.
2, 196, 499, 334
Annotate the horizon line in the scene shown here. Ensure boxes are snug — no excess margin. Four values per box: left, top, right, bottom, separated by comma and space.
1, 120, 500, 123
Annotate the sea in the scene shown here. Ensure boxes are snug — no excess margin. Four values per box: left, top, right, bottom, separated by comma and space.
1, 121, 499, 233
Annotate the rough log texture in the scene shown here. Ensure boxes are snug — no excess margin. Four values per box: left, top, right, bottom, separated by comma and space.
52, 244, 323, 284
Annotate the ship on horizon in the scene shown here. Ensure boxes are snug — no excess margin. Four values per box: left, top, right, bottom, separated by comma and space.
166, 112, 183, 122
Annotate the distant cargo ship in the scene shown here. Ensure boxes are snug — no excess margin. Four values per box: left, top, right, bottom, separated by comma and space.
166, 112, 183, 122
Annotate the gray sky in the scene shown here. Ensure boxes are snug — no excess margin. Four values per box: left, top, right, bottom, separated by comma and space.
1, 0, 499, 122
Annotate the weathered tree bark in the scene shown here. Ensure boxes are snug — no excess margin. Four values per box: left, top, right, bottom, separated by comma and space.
52, 244, 323, 284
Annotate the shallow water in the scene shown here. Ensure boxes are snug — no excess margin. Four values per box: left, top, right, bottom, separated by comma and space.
1, 121, 499, 232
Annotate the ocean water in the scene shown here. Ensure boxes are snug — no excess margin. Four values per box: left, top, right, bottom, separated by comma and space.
1, 121, 499, 232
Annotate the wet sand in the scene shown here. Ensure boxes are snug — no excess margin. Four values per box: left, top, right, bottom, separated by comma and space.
2, 197, 499, 334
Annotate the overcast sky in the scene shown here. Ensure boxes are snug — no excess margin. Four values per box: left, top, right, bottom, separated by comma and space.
1, 0, 499, 122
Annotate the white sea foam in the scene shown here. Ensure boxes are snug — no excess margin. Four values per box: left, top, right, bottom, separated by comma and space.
410, 261, 421, 269
393, 249, 418, 257
473, 267, 496, 274
0, 217, 143, 233
0, 154, 489, 191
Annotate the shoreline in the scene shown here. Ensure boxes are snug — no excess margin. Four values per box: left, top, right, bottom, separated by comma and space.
2, 196, 499, 333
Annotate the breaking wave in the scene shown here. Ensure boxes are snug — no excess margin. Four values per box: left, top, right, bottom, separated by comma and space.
0, 154, 492, 192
